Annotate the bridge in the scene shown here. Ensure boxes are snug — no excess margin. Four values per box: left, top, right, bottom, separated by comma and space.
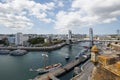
73, 39, 120, 43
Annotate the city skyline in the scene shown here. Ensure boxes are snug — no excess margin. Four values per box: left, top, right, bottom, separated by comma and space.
0, 0, 120, 34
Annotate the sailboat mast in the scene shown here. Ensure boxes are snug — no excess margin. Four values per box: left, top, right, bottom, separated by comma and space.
42, 52, 48, 68
44, 53, 46, 67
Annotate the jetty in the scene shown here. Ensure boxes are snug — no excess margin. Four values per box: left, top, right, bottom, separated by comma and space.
33, 53, 90, 80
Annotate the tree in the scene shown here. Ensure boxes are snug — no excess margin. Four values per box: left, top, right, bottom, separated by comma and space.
28, 37, 44, 44
0, 38, 9, 46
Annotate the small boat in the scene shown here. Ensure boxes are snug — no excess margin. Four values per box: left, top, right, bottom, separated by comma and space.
82, 55, 87, 58
10, 49, 27, 56
75, 55, 79, 59
65, 54, 70, 60
35, 63, 62, 74
75, 52, 81, 59
30, 53, 62, 74
0, 50, 10, 55
83, 46, 89, 49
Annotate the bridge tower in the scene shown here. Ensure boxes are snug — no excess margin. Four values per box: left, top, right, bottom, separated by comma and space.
67, 30, 72, 44
89, 28, 93, 48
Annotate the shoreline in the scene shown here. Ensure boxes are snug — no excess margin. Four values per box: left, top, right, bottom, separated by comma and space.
0, 42, 67, 51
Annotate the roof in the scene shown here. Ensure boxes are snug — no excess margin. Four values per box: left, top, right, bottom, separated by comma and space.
91, 45, 99, 53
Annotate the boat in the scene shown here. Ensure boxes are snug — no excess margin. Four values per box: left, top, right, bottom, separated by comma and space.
10, 49, 27, 56
75, 55, 79, 59
83, 46, 89, 49
0, 50, 10, 55
75, 52, 81, 59
65, 54, 70, 60
36, 63, 62, 74
30, 53, 62, 74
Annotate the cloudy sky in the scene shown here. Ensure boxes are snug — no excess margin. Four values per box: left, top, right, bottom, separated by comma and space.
0, 0, 120, 34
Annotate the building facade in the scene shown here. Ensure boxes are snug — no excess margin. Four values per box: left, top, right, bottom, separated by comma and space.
15, 33, 23, 46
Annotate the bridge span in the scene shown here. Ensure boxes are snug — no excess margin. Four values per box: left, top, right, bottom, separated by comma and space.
74, 40, 120, 42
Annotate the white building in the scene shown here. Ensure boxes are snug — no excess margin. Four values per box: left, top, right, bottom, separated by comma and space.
22, 35, 29, 46
15, 33, 23, 46
15, 33, 29, 46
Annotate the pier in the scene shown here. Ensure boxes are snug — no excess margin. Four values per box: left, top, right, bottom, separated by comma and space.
33, 53, 90, 80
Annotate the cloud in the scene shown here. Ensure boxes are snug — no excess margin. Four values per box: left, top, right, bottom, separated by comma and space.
58, 1, 64, 7
54, 0, 120, 32
0, 13, 33, 29
0, 0, 55, 29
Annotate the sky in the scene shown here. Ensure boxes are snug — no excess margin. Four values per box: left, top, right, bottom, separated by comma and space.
0, 0, 120, 34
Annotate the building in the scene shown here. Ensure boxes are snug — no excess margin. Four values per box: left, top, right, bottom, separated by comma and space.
7, 35, 15, 45
0, 34, 7, 40
22, 34, 29, 46
15, 33, 23, 46
91, 45, 120, 80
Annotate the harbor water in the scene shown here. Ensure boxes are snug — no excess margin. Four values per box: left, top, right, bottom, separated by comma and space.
0, 42, 89, 80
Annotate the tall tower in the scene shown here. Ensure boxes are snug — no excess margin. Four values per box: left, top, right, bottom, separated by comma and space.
67, 30, 72, 44
89, 28, 93, 47
68, 30, 72, 40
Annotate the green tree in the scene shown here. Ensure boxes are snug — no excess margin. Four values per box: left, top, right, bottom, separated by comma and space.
0, 38, 9, 45
28, 37, 44, 44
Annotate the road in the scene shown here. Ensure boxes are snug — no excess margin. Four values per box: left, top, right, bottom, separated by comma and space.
71, 60, 94, 80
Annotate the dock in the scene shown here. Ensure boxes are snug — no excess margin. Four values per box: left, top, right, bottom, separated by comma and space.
33, 53, 90, 80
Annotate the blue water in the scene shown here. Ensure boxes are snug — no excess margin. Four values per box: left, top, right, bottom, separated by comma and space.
0, 42, 89, 80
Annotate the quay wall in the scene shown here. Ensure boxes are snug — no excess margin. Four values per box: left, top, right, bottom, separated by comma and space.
0, 43, 67, 51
